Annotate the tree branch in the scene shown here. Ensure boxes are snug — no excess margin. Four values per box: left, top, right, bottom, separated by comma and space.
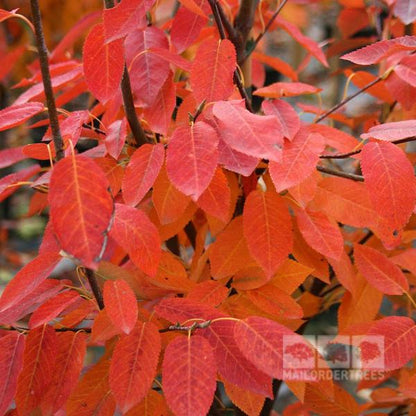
30, 0, 64, 161
316, 165, 364, 181
241, 0, 289, 64
234, 0, 258, 63
314, 76, 383, 123
84, 268, 105, 310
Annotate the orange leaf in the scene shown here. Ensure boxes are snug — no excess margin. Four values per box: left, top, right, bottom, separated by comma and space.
354, 244, 409, 295
124, 389, 169, 416
49, 154, 113, 269
162, 335, 216, 416
40, 332, 87, 415
243, 190, 293, 278
190, 38, 236, 103
67, 358, 115, 416
109, 321, 161, 413
152, 164, 192, 224
254, 81, 321, 98
103, 280, 138, 334
109, 204, 161, 276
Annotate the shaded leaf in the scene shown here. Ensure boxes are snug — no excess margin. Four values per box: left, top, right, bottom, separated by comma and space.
103, 279, 138, 334
109, 321, 161, 412
0, 333, 25, 415
163, 335, 216, 416
40, 332, 87, 415
393, 0, 416, 25
109, 204, 161, 276
243, 191, 292, 278
49, 154, 113, 269
15, 325, 57, 415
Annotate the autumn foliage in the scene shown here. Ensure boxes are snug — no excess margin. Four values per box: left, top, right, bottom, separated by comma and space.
1, 0, 416, 414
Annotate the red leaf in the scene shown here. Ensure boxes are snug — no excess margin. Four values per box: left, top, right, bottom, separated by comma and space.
295, 208, 343, 260
0, 102, 44, 131
190, 38, 236, 103
109, 203, 161, 276
0, 146, 26, 168
213, 100, 283, 162
0, 333, 25, 415
40, 332, 87, 415
359, 317, 416, 371
49, 154, 113, 269
203, 319, 273, 396
269, 129, 324, 192
109, 321, 161, 413
104, 119, 127, 159
167, 121, 219, 200
196, 167, 231, 222
67, 358, 116, 416
163, 335, 216, 416
103, 0, 154, 42
187, 280, 229, 306
233, 316, 315, 380
262, 99, 300, 140
243, 190, 292, 278
395, 58, 416, 87
361, 120, 416, 141
341, 36, 416, 65
0, 253, 61, 314
125, 27, 170, 107
313, 177, 375, 228
254, 82, 321, 98
354, 244, 409, 295
29, 290, 81, 328
0, 164, 41, 203
103, 280, 138, 334
361, 141, 416, 234
171, 2, 208, 53
83, 23, 124, 103
15, 325, 57, 415
122, 143, 164, 206
393, 0, 416, 25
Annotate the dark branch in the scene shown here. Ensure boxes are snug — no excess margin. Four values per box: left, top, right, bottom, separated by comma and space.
30, 0, 64, 161
84, 268, 105, 310
241, 0, 288, 64
316, 165, 364, 182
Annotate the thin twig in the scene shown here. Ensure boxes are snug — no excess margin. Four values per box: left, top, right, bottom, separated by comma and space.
320, 136, 416, 159
159, 320, 212, 333
316, 165, 364, 181
84, 268, 105, 310
315, 76, 383, 123
30, 0, 64, 161
241, 0, 288, 64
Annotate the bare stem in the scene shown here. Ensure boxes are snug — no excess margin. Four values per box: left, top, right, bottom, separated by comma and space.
30, 0, 64, 161
241, 0, 288, 64
315, 76, 382, 123
316, 165, 364, 181
84, 268, 105, 310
